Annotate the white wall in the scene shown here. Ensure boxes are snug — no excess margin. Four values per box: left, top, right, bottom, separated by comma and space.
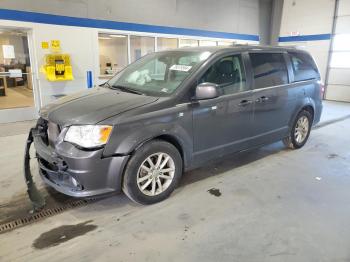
0, 0, 260, 36
34, 24, 98, 106
280, 0, 334, 35
0, 19, 99, 110
279, 0, 335, 80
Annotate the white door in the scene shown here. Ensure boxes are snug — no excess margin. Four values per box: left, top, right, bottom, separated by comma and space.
326, 0, 350, 102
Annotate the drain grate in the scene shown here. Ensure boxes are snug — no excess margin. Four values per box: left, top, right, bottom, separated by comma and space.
0, 198, 97, 234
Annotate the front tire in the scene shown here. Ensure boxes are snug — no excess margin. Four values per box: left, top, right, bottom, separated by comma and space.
122, 140, 183, 205
283, 110, 312, 149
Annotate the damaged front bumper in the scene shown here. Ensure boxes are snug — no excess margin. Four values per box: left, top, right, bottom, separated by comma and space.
24, 128, 46, 211
28, 119, 129, 198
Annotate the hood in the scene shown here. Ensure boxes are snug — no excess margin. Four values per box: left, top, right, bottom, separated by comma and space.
40, 88, 158, 126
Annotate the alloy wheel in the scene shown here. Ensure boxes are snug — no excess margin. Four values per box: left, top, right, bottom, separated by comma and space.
137, 152, 175, 196
294, 115, 309, 144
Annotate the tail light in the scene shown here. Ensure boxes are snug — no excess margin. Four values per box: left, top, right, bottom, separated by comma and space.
318, 80, 325, 99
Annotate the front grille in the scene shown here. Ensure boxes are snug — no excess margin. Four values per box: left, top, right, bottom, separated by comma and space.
38, 157, 83, 191
37, 156, 59, 172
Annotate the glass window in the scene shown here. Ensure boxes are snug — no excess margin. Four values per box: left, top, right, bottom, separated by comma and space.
157, 37, 178, 51
179, 39, 198, 48
200, 55, 247, 95
249, 53, 288, 89
289, 52, 320, 81
130, 35, 155, 63
0, 29, 34, 110
107, 50, 212, 96
217, 41, 234, 46
98, 33, 128, 75
199, 40, 217, 46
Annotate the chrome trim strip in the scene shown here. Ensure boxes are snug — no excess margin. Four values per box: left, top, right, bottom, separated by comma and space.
252, 79, 317, 92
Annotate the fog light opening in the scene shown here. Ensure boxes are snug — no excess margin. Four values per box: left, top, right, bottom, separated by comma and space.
70, 177, 78, 187
69, 177, 83, 190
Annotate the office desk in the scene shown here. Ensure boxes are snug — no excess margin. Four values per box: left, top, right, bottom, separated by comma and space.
0, 76, 8, 96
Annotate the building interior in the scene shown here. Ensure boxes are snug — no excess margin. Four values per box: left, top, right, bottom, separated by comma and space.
0, 1, 350, 261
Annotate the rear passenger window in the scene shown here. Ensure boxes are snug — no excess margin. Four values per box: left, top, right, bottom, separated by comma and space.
289, 52, 320, 82
249, 53, 288, 89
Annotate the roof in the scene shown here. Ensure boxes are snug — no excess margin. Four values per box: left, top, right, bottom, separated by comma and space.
163, 44, 306, 54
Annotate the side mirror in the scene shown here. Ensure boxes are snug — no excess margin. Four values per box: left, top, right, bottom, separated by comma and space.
195, 82, 219, 100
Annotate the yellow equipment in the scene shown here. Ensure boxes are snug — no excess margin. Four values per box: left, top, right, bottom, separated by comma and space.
41, 53, 73, 81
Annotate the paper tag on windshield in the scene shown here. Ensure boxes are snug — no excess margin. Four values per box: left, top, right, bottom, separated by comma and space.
169, 64, 192, 72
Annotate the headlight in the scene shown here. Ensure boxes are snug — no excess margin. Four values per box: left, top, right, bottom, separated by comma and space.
64, 125, 113, 148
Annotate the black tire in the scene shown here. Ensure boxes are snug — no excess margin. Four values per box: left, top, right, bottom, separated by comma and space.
283, 110, 313, 149
122, 140, 183, 205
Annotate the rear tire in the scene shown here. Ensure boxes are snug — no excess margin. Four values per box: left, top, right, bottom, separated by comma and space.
283, 110, 312, 149
122, 140, 183, 205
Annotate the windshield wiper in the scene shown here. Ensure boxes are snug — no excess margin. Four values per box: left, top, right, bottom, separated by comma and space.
100, 81, 111, 88
111, 85, 144, 95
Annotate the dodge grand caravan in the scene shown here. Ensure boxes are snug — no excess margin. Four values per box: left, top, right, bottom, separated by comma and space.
29, 46, 323, 204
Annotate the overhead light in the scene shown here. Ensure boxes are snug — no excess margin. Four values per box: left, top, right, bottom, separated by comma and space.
99, 37, 112, 40
109, 34, 126, 38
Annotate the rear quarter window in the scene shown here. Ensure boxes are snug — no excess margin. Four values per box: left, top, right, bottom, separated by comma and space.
289, 52, 320, 82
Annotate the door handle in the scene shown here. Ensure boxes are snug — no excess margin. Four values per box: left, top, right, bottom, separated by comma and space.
238, 100, 252, 107
255, 96, 269, 103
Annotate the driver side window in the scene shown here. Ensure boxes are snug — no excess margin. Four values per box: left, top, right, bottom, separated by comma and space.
200, 55, 247, 95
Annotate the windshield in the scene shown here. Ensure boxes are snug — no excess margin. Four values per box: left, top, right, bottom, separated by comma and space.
106, 50, 212, 96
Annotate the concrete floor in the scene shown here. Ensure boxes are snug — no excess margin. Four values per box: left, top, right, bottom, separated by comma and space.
0, 101, 350, 261
0, 86, 34, 110
319, 100, 350, 124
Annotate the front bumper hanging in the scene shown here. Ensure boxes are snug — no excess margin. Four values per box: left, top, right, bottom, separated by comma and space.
24, 128, 46, 212
25, 118, 130, 200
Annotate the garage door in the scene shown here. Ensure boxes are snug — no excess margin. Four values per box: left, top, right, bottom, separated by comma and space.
326, 0, 350, 102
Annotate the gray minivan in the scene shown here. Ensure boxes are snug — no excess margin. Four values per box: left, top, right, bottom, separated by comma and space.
29, 46, 323, 204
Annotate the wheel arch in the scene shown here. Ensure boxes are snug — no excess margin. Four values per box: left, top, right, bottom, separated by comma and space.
301, 105, 315, 122
131, 134, 188, 168
118, 133, 188, 195
289, 99, 316, 130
